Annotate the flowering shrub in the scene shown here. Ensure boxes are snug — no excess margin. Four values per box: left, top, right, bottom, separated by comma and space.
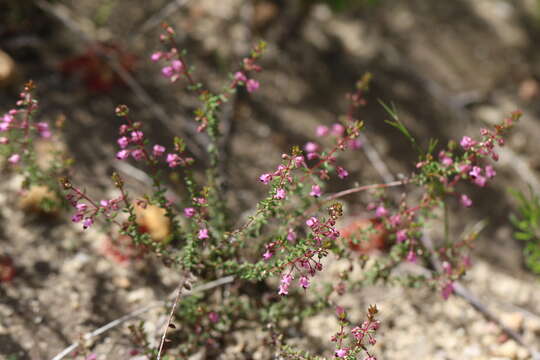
0, 23, 522, 359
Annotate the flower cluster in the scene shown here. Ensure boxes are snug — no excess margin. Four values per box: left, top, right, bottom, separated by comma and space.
332, 305, 380, 359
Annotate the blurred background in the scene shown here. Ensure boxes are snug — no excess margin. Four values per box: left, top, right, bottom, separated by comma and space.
2, 0, 540, 359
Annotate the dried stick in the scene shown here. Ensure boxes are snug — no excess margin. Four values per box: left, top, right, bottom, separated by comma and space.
138, 0, 192, 36
50, 275, 234, 360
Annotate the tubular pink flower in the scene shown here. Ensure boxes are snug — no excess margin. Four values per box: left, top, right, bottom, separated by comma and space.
183, 207, 196, 217
316, 125, 329, 137
331, 123, 345, 136
262, 250, 273, 260
396, 229, 407, 243
406, 250, 417, 263
150, 52, 162, 62
274, 188, 286, 200
82, 217, 94, 229
166, 153, 181, 168
234, 71, 247, 82
116, 149, 129, 160
485, 165, 496, 179
198, 228, 209, 240
171, 59, 183, 72
375, 205, 388, 218
310, 185, 322, 197
0, 137, 8, 144
259, 173, 272, 184
131, 149, 145, 161
304, 142, 319, 153
337, 166, 349, 179
460, 194, 472, 207
287, 229, 297, 242
153, 144, 165, 157
441, 282, 454, 300
117, 136, 129, 148
460, 136, 476, 150
246, 79, 260, 93
8, 154, 20, 164
299, 276, 310, 289
161, 66, 174, 78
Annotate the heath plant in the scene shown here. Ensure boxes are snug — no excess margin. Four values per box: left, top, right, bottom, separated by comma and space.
0, 23, 522, 359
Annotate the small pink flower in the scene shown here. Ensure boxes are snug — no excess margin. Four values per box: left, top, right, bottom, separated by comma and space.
304, 142, 319, 153
100, 200, 110, 207
131, 131, 144, 142
234, 71, 247, 82
390, 214, 401, 227
184, 207, 196, 217
310, 185, 322, 197
307, 152, 318, 160
246, 79, 260, 93
0, 123, 9, 132
485, 165, 496, 179
208, 312, 219, 323
198, 228, 209, 240
375, 205, 388, 218
441, 282, 454, 300
299, 276, 310, 289
331, 123, 345, 136
473, 176, 486, 187
76, 203, 88, 212
171, 59, 183, 72
287, 229, 297, 242
0, 136, 8, 144
8, 154, 20, 164
347, 138, 363, 149
150, 52, 162, 62
131, 149, 145, 161
259, 173, 272, 184
336, 166, 349, 179
335, 348, 348, 358
316, 125, 329, 137
71, 213, 83, 223
274, 188, 286, 200
406, 250, 417, 263
2, 114, 13, 123
262, 250, 273, 260
469, 166, 482, 178
442, 261, 452, 275
82, 217, 94, 229
117, 136, 129, 148
162, 66, 174, 78
306, 217, 318, 228
116, 149, 129, 160
294, 155, 305, 167
396, 229, 407, 243
460, 194, 472, 208
153, 144, 165, 157
460, 136, 476, 150
166, 153, 181, 168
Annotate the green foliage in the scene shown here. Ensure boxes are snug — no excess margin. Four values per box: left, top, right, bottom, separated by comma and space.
510, 187, 540, 274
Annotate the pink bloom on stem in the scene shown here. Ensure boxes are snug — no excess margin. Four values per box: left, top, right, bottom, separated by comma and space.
36, 122, 51, 138
131, 131, 144, 142
336, 166, 349, 179
469, 166, 482, 178
8, 154, 20, 164
316, 125, 329, 137
347, 138, 363, 149
441, 282, 454, 300
294, 155, 305, 167
262, 250, 273, 260
485, 165, 496, 179
161, 66, 174, 78
131, 149, 145, 161
116, 149, 129, 160
406, 250, 417, 263
208, 312, 219, 323
306, 217, 318, 228
166, 153, 181, 168
390, 214, 401, 227
150, 52, 162, 62
304, 141, 319, 153
2, 114, 13, 123
310, 185, 322, 197
82, 217, 94, 229
375, 205, 388, 218
71, 213, 83, 223
441, 156, 453, 167
307, 152, 318, 160
117, 136, 129, 148
198, 228, 209, 240
100, 200, 110, 208
153, 144, 165, 157
259, 173, 272, 184
299, 276, 310, 289
171, 59, 183, 72
460, 194, 472, 208
234, 71, 247, 82
184, 207, 196, 217
442, 261, 452, 275
76, 203, 88, 212
274, 188, 286, 200
331, 123, 345, 136
119, 124, 128, 134
335, 349, 348, 358
0, 136, 8, 144
0, 123, 9, 132
287, 229, 297, 242
246, 79, 260, 93
473, 176, 487, 187
460, 136, 476, 150
396, 229, 407, 243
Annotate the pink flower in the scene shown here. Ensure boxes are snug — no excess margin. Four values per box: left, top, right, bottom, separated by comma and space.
406, 250, 417, 263
131, 131, 144, 142
171, 60, 183, 72
299, 276, 310, 289
208, 312, 219, 323
316, 125, 329, 137
150, 52, 162, 62
304, 142, 319, 153
460, 136, 476, 150
336, 166, 349, 179
310, 185, 322, 197
306, 152, 318, 160
82, 217, 94, 229
306, 217, 318, 228
485, 165, 496, 179
71, 213, 83, 223
396, 229, 407, 243
0, 122, 9, 132
347, 138, 363, 149
36, 122, 51, 138
460, 194, 472, 208
131, 149, 145, 161
469, 166, 482, 178
153, 144, 165, 157
473, 176, 486, 187
8, 154, 20, 164
390, 214, 401, 227
2, 114, 13, 123
116, 149, 129, 160
293, 155, 305, 167
234, 71, 247, 82
287, 229, 297, 242
184, 207, 196, 217
117, 136, 129, 148
375, 205, 388, 218
246, 79, 260, 93
331, 123, 345, 136
262, 250, 273, 260
166, 153, 181, 167
161, 66, 174, 78
198, 228, 209, 240
442, 261, 452, 275
441, 282, 454, 300
335, 349, 348, 358
259, 173, 272, 184
76, 203, 88, 212
274, 188, 286, 200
